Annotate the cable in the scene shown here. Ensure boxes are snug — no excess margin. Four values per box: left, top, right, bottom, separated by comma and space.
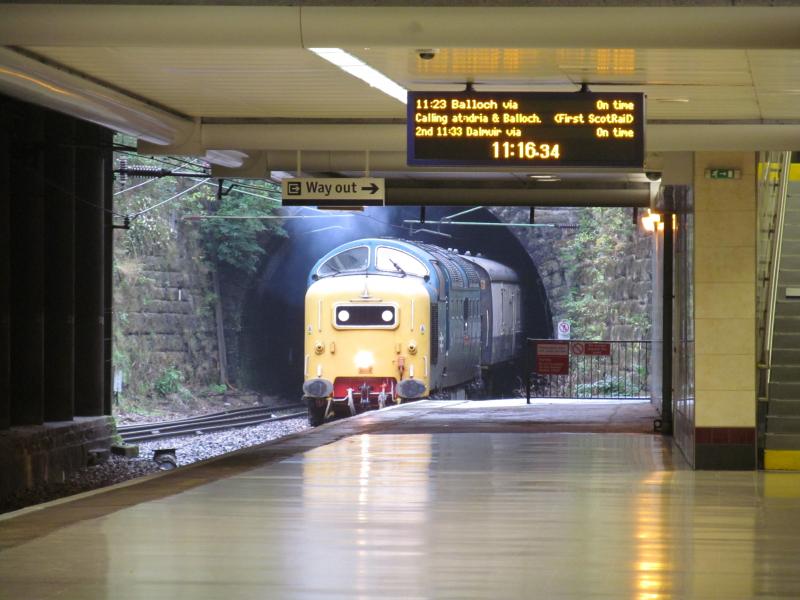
114, 150, 282, 198
113, 176, 159, 196
189, 178, 280, 204
130, 179, 210, 220
182, 214, 357, 221
114, 149, 209, 176
10, 156, 125, 217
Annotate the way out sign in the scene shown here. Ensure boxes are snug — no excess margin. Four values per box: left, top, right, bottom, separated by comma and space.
535, 341, 570, 375
281, 177, 385, 207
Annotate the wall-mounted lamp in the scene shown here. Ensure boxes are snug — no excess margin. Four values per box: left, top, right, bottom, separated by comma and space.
641, 208, 663, 233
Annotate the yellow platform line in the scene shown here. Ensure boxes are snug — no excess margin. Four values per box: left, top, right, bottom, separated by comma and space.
765, 449, 800, 471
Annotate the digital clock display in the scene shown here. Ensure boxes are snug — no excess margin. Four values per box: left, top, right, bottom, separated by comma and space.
407, 91, 645, 168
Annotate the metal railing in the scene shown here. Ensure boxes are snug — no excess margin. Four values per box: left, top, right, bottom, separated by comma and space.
525, 339, 651, 401
758, 152, 792, 399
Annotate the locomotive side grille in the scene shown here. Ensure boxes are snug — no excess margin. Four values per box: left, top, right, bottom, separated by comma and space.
430, 304, 439, 365
456, 257, 481, 288
418, 243, 468, 289
438, 256, 464, 288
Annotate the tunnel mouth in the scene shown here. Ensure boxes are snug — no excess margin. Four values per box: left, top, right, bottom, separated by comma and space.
240, 205, 552, 399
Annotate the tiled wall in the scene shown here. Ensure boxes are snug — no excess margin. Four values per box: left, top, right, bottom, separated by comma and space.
693, 152, 756, 469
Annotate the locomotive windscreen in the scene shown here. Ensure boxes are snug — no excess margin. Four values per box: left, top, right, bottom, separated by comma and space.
334, 303, 398, 328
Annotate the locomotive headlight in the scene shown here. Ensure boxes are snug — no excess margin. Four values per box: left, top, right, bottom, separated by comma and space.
408, 341, 418, 355
354, 350, 375, 370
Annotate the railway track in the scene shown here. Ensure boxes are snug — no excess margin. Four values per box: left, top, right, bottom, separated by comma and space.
117, 404, 306, 443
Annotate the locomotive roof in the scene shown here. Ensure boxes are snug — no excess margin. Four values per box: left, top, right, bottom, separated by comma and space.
461, 255, 519, 283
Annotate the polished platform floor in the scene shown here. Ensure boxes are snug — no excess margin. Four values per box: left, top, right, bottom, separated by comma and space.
2, 401, 800, 599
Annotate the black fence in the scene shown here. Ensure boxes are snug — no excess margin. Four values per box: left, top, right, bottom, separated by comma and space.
525, 339, 652, 401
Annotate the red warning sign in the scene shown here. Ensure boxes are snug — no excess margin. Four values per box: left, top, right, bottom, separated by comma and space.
535, 341, 570, 375
571, 342, 611, 356
586, 342, 611, 356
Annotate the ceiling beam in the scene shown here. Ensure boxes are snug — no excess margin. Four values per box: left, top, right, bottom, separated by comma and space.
140, 123, 800, 164
385, 187, 651, 207
1, 5, 799, 49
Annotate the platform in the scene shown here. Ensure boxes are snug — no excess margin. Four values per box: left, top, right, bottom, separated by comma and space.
2, 400, 800, 599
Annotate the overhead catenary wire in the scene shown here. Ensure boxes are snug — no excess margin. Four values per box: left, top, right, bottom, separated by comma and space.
130, 178, 210, 220
114, 146, 210, 173
11, 156, 126, 218
114, 149, 282, 200
113, 176, 160, 196
183, 214, 356, 220
443, 206, 484, 220
189, 177, 281, 204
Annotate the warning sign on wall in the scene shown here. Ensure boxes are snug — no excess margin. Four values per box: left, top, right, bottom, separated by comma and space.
535, 341, 570, 375
571, 342, 611, 356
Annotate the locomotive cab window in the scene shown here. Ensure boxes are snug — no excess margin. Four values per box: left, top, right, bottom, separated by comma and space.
318, 246, 369, 277
375, 247, 429, 277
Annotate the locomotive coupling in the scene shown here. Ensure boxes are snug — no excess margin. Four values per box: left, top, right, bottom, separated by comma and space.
303, 378, 334, 399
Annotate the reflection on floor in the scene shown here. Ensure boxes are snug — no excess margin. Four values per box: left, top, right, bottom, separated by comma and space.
3, 419, 800, 598
378, 398, 660, 434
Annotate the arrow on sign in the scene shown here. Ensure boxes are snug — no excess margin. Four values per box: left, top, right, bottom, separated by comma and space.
361, 183, 380, 194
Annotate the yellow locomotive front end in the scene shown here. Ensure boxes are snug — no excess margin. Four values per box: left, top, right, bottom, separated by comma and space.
303, 273, 431, 425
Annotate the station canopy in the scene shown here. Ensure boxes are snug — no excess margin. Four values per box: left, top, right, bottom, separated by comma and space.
2, 1, 800, 206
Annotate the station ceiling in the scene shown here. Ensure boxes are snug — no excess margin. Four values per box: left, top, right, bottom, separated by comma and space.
2, 2, 800, 204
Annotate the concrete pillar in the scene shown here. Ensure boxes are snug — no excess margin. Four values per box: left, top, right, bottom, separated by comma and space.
693, 152, 756, 469
74, 122, 105, 417
44, 112, 76, 422
9, 104, 45, 426
0, 100, 10, 430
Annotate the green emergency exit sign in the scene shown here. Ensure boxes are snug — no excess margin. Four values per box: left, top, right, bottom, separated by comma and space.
705, 168, 741, 180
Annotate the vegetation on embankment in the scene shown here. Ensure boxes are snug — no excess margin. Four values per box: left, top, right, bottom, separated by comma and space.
492, 206, 652, 342
112, 139, 285, 416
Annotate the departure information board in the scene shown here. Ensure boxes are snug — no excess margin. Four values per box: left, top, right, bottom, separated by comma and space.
407, 91, 644, 168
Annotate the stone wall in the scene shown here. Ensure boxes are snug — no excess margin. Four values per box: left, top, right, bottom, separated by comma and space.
0, 417, 115, 500
490, 206, 652, 340
114, 226, 221, 398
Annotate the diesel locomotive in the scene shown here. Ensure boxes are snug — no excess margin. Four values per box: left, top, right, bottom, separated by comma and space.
302, 238, 523, 425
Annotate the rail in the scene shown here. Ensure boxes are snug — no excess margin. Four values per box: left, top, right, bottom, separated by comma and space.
525, 339, 651, 401
117, 404, 305, 443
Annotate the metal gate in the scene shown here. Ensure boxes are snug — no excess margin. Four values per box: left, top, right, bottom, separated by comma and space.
525, 339, 652, 401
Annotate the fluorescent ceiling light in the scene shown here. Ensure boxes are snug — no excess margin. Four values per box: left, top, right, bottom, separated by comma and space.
310, 48, 407, 104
